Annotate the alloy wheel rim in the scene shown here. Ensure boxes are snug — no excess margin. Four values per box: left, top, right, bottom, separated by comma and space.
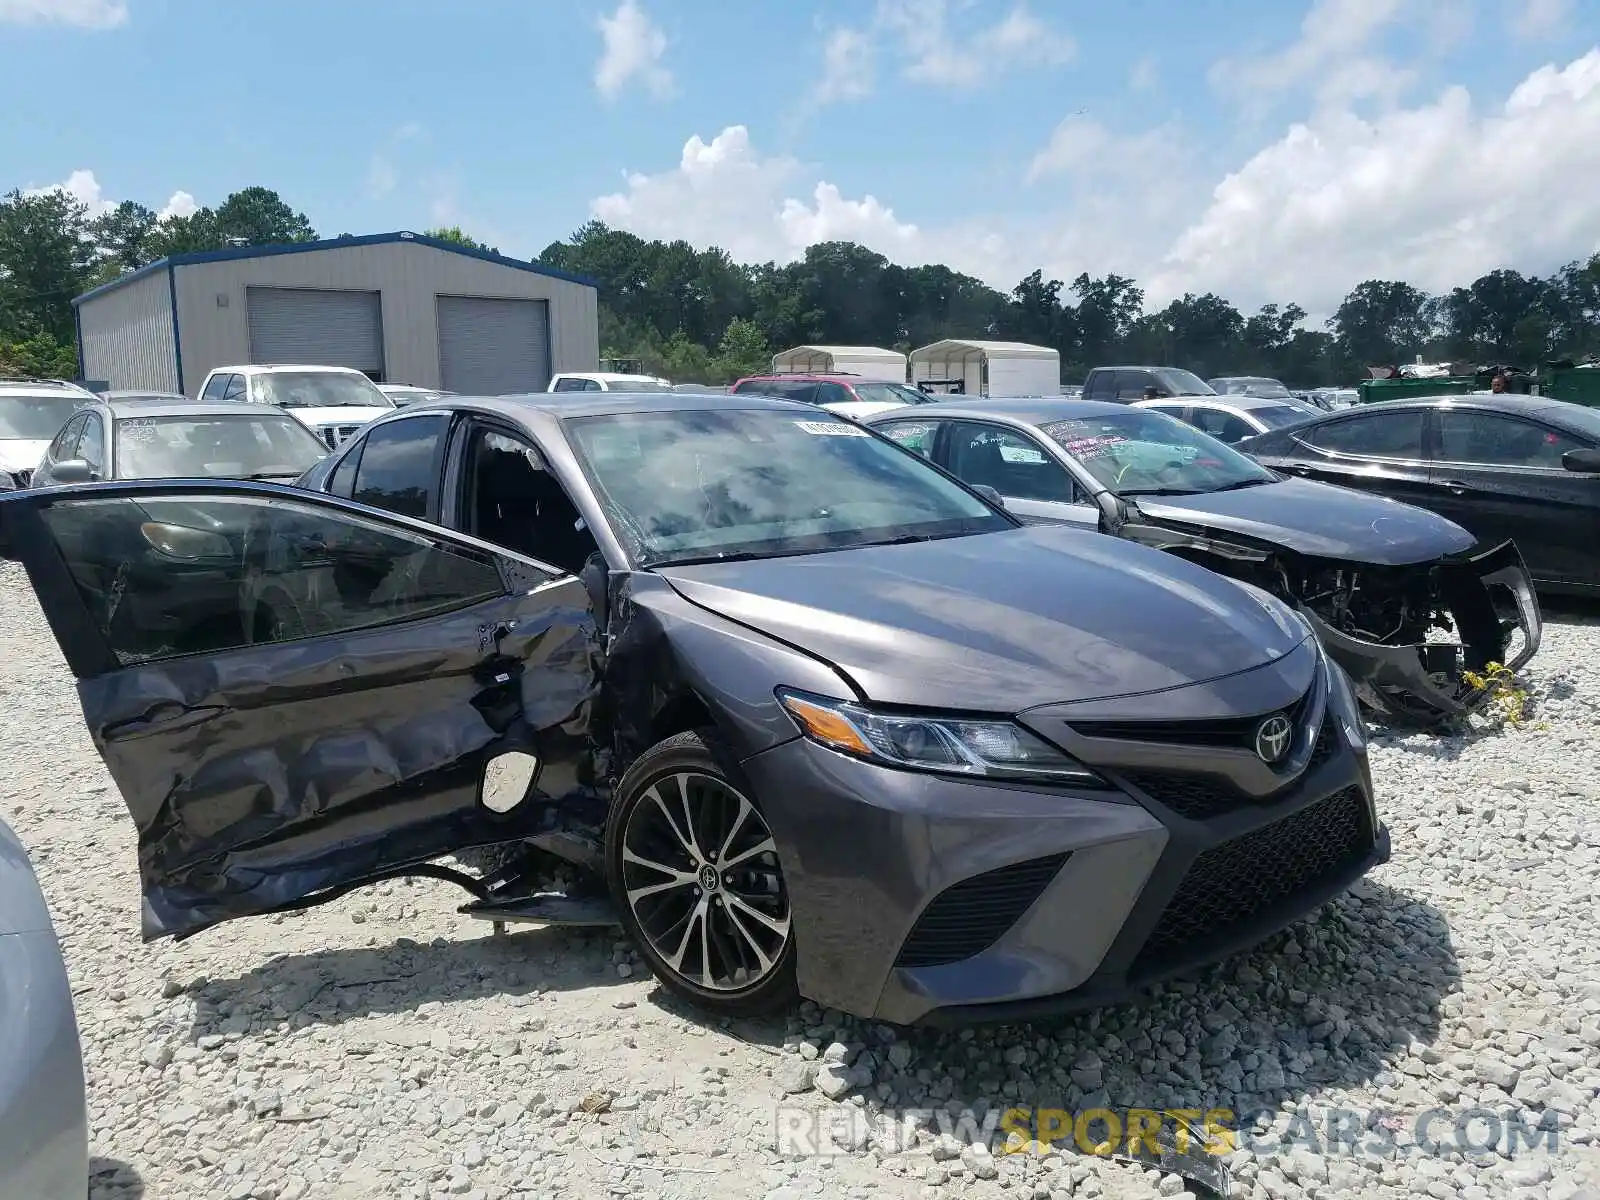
620, 771, 791, 992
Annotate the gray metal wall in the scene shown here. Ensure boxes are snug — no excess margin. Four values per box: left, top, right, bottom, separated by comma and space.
77, 269, 178, 392
172, 241, 599, 395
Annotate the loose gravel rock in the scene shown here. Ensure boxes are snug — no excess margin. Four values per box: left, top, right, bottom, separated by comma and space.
3, 565, 1598, 1199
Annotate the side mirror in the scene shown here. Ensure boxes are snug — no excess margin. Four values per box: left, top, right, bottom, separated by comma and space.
50, 458, 95, 484
1562, 447, 1600, 473
972, 484, 1007, 509
1091, 489, 1128, 534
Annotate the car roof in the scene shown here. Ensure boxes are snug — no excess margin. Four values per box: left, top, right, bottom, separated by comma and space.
378, 390, 815, 422
735, 374, 868, 383
210, 363, 369, 375
104, 400, 309, 420
0, 379, 97, 397
1185, 394, 1300, 411
864, 396, 1133, 424
103, 389, 188, 399
555, 371, 668, 381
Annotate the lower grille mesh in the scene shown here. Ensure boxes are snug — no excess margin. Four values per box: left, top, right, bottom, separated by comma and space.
1130, 786, 1371, 979
896, 853, 1069, 969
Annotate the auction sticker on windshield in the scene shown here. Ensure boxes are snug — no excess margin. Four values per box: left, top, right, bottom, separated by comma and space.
794, 420, 867, 436
1061, 435, 1126, 460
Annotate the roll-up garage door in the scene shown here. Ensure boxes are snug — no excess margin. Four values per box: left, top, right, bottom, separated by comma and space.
246, 287, 385, 375
436, 296, 551, 395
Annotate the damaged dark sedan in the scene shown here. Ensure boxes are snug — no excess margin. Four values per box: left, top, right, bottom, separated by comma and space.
0, 393, 1387, 1025
867, 398, 1541, 725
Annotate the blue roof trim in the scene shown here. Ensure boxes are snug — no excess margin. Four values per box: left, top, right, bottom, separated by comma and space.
72, 231, 598, 307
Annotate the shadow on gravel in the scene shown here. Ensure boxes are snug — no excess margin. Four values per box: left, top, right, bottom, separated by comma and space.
832, 879, 1460, 1135
89, 1156, 145, 1198
185, 923, 628, 1039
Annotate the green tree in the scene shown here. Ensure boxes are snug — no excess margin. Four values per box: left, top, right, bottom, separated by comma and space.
90, 200, 159, 273
0, 188, 96, 344
709, 317, 770, 383
424, 225, 499, 254
1328, 280, 1439, 368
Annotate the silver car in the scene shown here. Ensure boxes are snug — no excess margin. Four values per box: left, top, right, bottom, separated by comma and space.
0, 814, 87, 1197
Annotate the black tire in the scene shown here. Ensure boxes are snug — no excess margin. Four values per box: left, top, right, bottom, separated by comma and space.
605, 728, 798, 1018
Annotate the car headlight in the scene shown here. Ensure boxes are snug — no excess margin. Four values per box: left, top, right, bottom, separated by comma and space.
777, 689, 1104, 785
1320, 644, 1367, 753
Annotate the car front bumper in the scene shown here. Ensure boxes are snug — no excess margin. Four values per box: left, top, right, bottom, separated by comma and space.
740, 709, 1385, 1025
1297, 538, 1543, 725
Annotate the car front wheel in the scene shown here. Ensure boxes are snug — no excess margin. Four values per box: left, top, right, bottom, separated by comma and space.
605, 729, 798, 1017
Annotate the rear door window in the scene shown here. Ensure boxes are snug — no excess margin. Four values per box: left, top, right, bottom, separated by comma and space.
1190, 408, 1255, 444
1434, 410, 1582, 468
200, 374, 230, 402
349, 414, 450, 520
220, 374, 247, 402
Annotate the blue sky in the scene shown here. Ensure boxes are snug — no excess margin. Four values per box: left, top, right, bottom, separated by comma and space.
3, 0, 1598, 316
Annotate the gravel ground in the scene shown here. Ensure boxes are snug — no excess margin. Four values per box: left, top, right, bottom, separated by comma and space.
2, 561, 1598, 1200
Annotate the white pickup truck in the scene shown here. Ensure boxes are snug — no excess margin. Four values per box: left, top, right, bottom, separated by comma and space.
195, 364, 395, 450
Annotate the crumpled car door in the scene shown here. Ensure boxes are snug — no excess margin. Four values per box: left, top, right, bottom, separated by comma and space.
0, 480, 600, 940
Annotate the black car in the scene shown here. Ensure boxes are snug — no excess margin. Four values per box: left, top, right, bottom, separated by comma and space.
865, 398, 1542, 725
1237, 394, 1600, 595
0, 392, 1384, 1025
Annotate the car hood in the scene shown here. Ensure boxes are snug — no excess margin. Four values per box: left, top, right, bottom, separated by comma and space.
0, 440, 49, 474
282, 406, 392, 427
1133, 476, 1477, 565
655, 524, 1310, 711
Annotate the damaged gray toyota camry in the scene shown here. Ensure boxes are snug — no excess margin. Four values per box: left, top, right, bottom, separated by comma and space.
867, 399, 1542, 727
0, 393, 1388, 1024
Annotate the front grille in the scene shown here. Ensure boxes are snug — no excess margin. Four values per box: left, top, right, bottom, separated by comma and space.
1129, 786, 1372, 979
1071, 685, 1315, 750
1118, 711, 1338, 820
320, 424, 360, 450
895, 853, 1069, 969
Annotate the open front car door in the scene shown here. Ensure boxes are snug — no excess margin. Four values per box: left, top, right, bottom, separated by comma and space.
0, 480, 600, 940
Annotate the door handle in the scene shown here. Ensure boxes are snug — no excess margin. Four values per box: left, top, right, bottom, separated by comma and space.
1436, 480, 1469, 496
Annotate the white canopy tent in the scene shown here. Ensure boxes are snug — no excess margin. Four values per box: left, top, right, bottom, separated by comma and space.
908, 340, 1060, 398
770, 345, 906, 381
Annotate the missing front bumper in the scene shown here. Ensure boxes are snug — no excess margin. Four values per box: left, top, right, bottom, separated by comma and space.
1296, 539, 1542, 725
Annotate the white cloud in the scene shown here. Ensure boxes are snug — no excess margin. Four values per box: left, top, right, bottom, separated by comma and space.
811, 27, 874, 107
809, 1, 1073, 107
595, 0, 672, 100
0, 0, 125, 28
1210, 0, 1413, 111
25, 169, 196, 226
1514, 0, 1569, 39
156, 190, 196, 220
1129, 55, 1159, 91
1150, 48, 1600, 313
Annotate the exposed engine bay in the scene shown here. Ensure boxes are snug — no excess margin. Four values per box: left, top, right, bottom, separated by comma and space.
1113, 510, 1543, 726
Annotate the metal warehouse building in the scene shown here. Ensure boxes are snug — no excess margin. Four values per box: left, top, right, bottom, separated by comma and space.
72, 231, 600, 397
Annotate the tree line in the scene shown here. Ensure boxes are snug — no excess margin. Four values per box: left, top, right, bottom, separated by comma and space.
4, 183, 1598, 386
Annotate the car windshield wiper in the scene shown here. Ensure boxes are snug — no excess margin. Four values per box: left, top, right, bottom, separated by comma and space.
1118, 486, 1203, 496
649, 549, 792, 569
246, 470, 304, 480
1204, 478, 1275, 492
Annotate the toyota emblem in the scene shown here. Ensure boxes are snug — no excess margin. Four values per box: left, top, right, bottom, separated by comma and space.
1253, 714, 1294, 764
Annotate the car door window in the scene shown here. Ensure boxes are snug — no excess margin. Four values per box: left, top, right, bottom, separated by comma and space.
1190, 408, 1255, 444
220, 374, 247, 402
1435, 411, 1582, 468
551, 377, 585, 392
36, 492, 509, 667
874, 420, 941, 459
462, 423, 599, 574
1301, 410, 1426, 458
945, 422, 1078, 502
328, 440, 364, 498
814, 383, 852, 406
77, 414, 106, 475
50, 414, 87, 461
349, 414, 449, 520
1115, 370, 1158, 401
200, 374, 229, 402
